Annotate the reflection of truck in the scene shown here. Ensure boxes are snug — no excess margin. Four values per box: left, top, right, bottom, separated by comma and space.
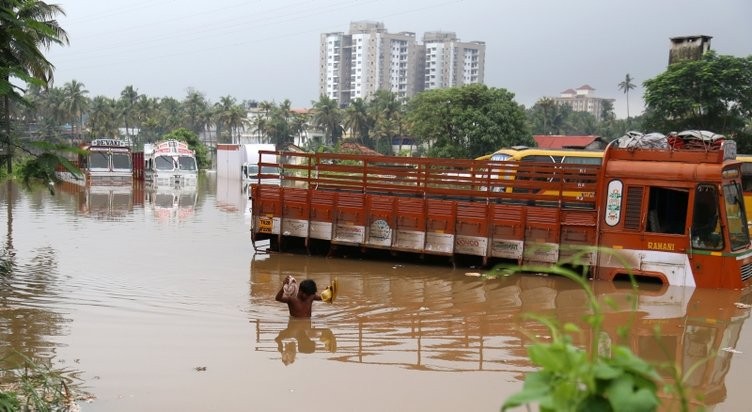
216, 143, 276, 180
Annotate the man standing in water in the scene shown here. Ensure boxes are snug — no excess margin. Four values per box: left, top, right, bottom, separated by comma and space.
276, 276, 321, 318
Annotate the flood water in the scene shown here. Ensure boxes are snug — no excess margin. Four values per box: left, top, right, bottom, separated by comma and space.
1, 175, 751, 411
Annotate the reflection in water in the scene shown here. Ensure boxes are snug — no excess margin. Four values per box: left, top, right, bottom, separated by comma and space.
274, 318, 336, 365
215, 176, 248, 214
0, 181, 80, 388
3, 178, 752, 411
249, 253, 752, 407
55, 180, 144, 220
594, 282, 751, 408
145, 185, 198, 223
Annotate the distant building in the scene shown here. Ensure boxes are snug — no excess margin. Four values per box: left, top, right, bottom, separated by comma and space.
669, 35, 712, 65
319, 21, 485, 106
422, 31, 485, 91
549, 85, 614, 122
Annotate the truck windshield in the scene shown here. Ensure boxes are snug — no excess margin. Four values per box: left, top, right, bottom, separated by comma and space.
89, 152, 109, 169
112, 153, 132, 170
177, 156, 196, 171
723, 181, 750, 250
691, 185, 723, 250
155, 156, 175, 171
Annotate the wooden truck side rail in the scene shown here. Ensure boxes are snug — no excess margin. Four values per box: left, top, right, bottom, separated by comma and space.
261, 150, 600, 207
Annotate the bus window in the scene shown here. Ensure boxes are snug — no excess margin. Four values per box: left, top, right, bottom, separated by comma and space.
490, 153, 513, 161
562, 156, 603, 165
519, 155, 556, 163
741, 161, 752, 191
691, 185, 723, 250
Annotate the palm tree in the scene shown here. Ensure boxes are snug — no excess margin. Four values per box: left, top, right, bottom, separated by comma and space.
133, 95, 157, 144
311, 95, 343, 146
214, 96, 248, 143
87, 96, 118, 138
182, 89, 207, 135
618, 74, 636, 121
119, 85, 139, 141
368, 90, 402, 154
42, 87, 66, 140
159, 97, 182, 136
198, 105, 215, 145
344, 98, 370, 145
0, 0, 69, 173
62, 80, 88, 141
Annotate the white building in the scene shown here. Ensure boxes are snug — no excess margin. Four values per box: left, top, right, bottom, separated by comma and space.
422, 31, 485, 90
550, 85, 615, 122
320, 22, 485, 106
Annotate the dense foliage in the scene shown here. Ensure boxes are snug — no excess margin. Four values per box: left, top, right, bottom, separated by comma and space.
1, 0, 69, 178
407, 84, 532, 159
643, 51, 752, 151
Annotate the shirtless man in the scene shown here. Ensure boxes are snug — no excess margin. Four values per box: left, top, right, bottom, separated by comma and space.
275, 276, 321, 318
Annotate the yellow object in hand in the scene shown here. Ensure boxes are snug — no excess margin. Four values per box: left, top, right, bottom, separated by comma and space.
321, 279, 338, 303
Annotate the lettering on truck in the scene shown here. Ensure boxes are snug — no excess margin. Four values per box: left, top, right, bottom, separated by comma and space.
647, 241, 676, 251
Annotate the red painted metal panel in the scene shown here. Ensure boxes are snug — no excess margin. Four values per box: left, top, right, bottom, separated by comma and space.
131, 151, 144, 180
524, 206, 561, 243
396, 198, 425, 232
310, 190, 335, 223
491, 204, 525, 240
426, 200, 456, 234
254, 186, 282, 217
282, 187, 309, 221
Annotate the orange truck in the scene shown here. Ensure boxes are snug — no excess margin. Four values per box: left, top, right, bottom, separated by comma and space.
250, 131, 752, 289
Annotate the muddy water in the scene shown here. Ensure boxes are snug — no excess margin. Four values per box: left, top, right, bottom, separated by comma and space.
1, 176, 751, 411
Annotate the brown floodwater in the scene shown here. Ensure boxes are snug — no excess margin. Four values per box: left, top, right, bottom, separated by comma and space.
1, 175, 751, 411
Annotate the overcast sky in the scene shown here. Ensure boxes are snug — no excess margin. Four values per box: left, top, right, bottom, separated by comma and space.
46, 0, 752, 119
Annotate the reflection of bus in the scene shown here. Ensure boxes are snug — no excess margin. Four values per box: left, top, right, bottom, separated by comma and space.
477, 146, 604, 165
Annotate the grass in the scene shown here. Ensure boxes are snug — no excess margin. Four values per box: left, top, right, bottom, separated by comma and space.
0, 351, 88, 412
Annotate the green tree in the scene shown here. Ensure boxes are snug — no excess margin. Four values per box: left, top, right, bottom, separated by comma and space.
600, 100, 615, 124
409, 84, 531, 159
62, 79, 88, 140
156, 97, 182, 140
311, 95, 343, 146
119, 85, 139, 141
368, 90, 403, 154
617, 73, 636, 120
344, 98, 370, 145
87, 95, 118, 138
267, 99, 295, 147
182, 89, 207, 136
1, 0, 69, 174
527, 98, 573, 136
567, 111, 598, 135
643, 51, 752, 150
133, 95, 158, 144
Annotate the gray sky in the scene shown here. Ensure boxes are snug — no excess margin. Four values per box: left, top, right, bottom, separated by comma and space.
47, 0, 752, 119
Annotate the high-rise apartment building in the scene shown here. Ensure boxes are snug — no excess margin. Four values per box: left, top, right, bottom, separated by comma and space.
422, 31, 485, 90
319, 21, 485, 106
